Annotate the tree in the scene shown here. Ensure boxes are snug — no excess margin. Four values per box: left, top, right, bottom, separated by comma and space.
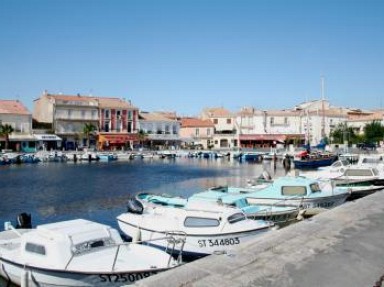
330, 123, 359, 145
137, 129, 148, 149
363, 120, 384, 143
0, 124, 14, 150
83, 123, 97, 148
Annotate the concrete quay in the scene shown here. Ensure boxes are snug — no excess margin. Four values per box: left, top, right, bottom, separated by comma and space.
134, 191, 384, 287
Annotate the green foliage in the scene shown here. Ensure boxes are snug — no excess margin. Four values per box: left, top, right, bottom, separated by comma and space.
83, 123, 97, 147
330, 123, 359, 144
0, 124, 14, 150
363, 120, 384, 143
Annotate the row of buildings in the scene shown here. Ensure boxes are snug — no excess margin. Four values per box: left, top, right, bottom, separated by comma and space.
1, 91, 383, 152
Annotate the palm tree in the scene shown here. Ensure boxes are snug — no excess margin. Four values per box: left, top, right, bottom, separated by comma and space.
137, 129, 148, 149
83, 123, 97, 148
0, 124, 14, 150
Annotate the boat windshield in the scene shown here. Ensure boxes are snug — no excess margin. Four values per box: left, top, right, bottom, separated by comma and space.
184, 217, 220, 228
281, 186, 307, 196
227, 213, 246, 224
344, 169, 373, 177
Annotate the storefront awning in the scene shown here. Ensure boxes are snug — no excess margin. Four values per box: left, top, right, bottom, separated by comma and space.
9, 134, 37, 141
239, 134, 287, 142
34, 134, 62, 141
98, 134, 138, 144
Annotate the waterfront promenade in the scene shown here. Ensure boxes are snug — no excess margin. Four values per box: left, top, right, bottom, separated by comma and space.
134, 190, 384, 287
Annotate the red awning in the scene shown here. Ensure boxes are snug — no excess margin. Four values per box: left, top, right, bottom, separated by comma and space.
239, 134, 287, 142
98, 134, 138, 144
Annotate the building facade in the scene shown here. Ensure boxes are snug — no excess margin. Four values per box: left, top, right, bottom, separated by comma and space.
33, 92, 139, 150
97, 97, 139, 150
138, 111, 180, 149
0, 100, 34, 152
179, 117, 215, 149
200, 107, 237, 148
33, 93, 99, 150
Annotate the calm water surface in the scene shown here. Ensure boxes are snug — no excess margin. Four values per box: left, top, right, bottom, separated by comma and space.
0, 156, 287, 286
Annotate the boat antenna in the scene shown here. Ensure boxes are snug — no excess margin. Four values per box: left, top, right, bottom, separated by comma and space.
321, 76, 325, 139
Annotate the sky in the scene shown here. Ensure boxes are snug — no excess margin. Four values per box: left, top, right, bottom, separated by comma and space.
1, 0, 384, 116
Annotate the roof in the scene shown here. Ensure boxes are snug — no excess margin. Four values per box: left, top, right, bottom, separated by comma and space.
44, 93, 99, 103
42, 93, 136, 109
202, 107, 232, 118
95, 97, 136, 109
139, 112, 178, 122
0, 100, 31, 115
180, 117, 215, 128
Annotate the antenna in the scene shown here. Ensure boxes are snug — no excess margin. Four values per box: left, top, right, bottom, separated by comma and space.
321, 76, 325, 139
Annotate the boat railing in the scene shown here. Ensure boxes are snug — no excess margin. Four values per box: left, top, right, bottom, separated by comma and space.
64, 235, 185, 271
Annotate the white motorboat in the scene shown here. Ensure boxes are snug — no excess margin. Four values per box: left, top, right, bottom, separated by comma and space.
117, 200, 274, 258
301, 163, 384, 200
0, 216, 179, 287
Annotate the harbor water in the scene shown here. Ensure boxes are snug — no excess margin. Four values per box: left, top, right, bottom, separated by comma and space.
0, 156, 288, 286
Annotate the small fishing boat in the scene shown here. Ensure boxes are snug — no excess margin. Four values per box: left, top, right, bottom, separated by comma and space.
240, 176, 351, 214
117, 200, 274, 258
301, 165, 384, 200
137, 190, 300, 226
293, 150, 337, 169
0, 215, 180, 287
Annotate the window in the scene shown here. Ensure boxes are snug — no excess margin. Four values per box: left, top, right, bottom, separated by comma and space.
270, 117, 274, 125
184, 217, 220, 227
310, 183, 321, 193
68, 109, 72, 117
81, 110, 86, 118
128, 111, 133, 120
207, 128, 211, 136
281, 186, 306, 196
195, 128, 199, 136
227, 213, 246, 224
344, 169, 374, 177
213, 119, 218, 124
284, 117, 288, 125
227, 119, 231, 124
116, 110, 121, 120
105, 110, 110, 119
25, 243, 46, 255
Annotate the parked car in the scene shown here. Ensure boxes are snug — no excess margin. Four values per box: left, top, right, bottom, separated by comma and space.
356, 142, 376, 150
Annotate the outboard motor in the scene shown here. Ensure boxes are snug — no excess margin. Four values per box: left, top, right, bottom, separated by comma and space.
127, 198, 144, 214
16, 212, 32, 229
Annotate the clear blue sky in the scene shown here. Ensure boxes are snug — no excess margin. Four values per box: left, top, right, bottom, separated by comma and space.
1, 0, 383, 116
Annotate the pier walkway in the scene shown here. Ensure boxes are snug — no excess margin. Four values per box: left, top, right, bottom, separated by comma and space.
134, 191, 384, 287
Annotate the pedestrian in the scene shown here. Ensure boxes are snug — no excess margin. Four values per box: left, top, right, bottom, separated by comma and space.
283, 154, 291, 175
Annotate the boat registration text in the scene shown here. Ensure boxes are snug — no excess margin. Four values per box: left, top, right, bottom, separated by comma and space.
198, 237, 240, 248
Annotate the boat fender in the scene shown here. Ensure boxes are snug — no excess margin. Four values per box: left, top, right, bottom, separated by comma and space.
133, 228, 142, 243
16, 213, 32, 229
21, 270, 29, 287
127, 198, 144, 214
261, 171, 272, 181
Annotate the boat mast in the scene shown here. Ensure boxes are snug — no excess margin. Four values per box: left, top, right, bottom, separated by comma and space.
321, 76, 325, 139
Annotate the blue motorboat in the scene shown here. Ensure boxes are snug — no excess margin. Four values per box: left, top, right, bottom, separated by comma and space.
293, 151, 337, 169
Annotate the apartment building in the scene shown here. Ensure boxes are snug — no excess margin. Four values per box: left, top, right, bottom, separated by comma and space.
33, 93, 99, 150
0, 99, 34, 152
97, 97, 138, 150
200, 107, 237, 148
179, 117, 215, 149
138, 111, 180, 149
33, 92, 138, 150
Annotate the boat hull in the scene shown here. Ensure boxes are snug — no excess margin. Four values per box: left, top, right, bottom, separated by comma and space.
117, 219, 270, 258
246, 193, 349, 211
0, 257, 166, 287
